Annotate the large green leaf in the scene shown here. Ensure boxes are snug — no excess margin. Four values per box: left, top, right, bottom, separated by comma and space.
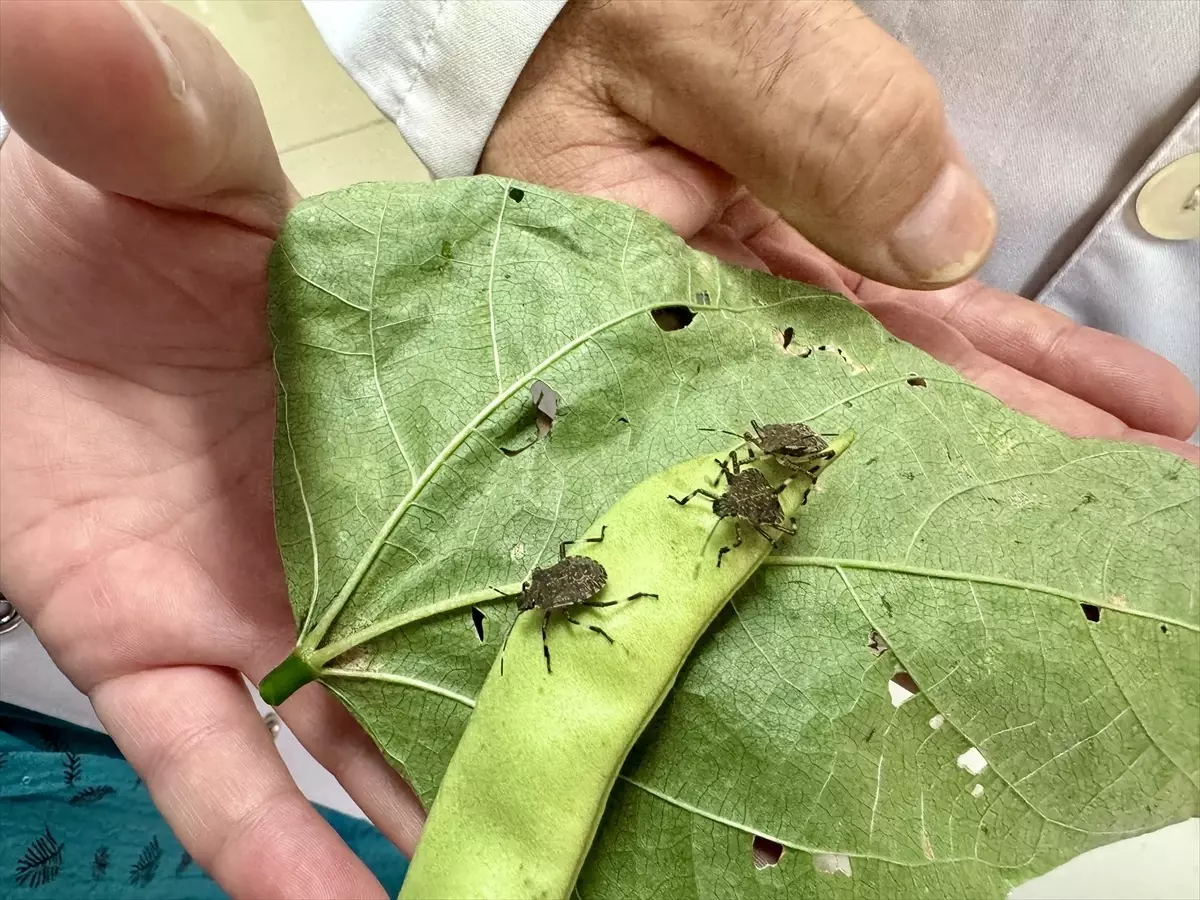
268, 178, 1199, 898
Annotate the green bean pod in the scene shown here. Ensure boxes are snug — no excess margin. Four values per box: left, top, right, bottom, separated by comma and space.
400, 432, 855, 900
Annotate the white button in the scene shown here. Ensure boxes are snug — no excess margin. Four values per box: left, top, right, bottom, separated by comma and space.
1136, 151, 1200, 241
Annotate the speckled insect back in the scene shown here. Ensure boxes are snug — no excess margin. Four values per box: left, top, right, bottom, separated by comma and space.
401, 430, 854, 900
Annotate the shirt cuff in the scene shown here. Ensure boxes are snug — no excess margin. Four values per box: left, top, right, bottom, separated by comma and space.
302, 0, 568, 179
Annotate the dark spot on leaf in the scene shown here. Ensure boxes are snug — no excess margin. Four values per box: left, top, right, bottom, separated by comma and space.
891, 671, 920, 694
981, 826, 989, 835
1081, 603, 1101, 623
440, 239, 453, 259
864, 457, 877, 466
508, 187, 524, 203
868, 630, 889, 656
817, 345, 826, 351
471, 606, 486, 642
781, 326, 794, 348
617, 416, 629, 424
1160, 624, 1168, 634
843, 400, 853, 408
695, 290, 711, 305
797, 347, 813, 358
651, 305, 695, 331
900, 471, 915, 481
864, 727, 876, 742
907, 376, 927, 387
752, 835, 784, 869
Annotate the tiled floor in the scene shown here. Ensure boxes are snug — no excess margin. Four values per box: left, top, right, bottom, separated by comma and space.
167, 0, 428, 196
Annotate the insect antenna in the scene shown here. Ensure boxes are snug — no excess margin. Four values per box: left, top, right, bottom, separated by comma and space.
698, 427, 747, 441
497, 609, 526, 676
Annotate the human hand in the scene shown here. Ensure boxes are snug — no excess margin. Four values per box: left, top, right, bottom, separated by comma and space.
0, 2, 424, 896
480, 0, 1199, 459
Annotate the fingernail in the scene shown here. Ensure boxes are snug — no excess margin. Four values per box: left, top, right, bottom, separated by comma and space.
120, 0, 186, 98
889, 161, 995, 285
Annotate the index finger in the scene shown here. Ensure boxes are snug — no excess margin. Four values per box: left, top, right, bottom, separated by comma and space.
91, 665, 388, 900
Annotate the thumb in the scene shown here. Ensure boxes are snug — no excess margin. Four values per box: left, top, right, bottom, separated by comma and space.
0, 0, 292, 228
595, 0, 995, 288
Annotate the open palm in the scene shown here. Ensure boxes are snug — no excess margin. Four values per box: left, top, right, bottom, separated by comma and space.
0, 3, 420, 898
1, 3, 1196, 900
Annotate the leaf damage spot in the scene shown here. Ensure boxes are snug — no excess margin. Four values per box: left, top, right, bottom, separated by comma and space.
971, 783, 985, 798
651, 306, 695, 331
471, 606, 486, 642
888, 671, 920, 707
957, 746, 988, 775
507, 187, 524, 203
1161, 624, 1169, 634
906, 375, 927, 387
812, 852, 852, 877
1080, 603, 1101, 623
929, 714, 945, 730
501, 381, 560, 456
694, 290, 711, 305
867, 630, 889, 656
752, 835, 784, 869
1109, 595, 1127, 609
510, 542, 526, 562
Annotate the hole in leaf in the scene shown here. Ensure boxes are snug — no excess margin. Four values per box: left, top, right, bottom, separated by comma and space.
501, 381, 560, 456
1161, 624, 1168, 634
694, 290, 711, 305
752, 835, 784, 869
812, 852, 852, 877
471, 606, 486, 642
782, 326, 794, 349
651, 306, 695, 331
888, 671, 920, 706
1080, 603, 1101, 623
907, 376, 927, 387
508, 187, 524, 203
867, 630, 889, 656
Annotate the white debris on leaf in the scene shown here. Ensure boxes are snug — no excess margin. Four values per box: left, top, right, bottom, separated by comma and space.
509, 542, 525, 562
957, 747, 988, 775
929, 714, 945, 730
888, 678, 917, 708
971, 783, 985, 798
812, 852, 853, 877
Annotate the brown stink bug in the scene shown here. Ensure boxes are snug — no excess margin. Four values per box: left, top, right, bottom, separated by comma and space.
669, 454, 797, 567
493, 526, 656, 673
705, 420, 837, 476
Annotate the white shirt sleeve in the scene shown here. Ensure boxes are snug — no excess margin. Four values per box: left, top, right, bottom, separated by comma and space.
301, 0, 567, 179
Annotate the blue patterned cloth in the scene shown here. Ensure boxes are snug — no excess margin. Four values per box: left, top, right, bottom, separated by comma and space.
1, 702, 408, 897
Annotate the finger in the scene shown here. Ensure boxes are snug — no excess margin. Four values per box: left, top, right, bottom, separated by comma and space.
249, 636, 427, 859
862, 299, 1200, 463
856, 280, 1200, 440
0, 0, 293, 227
589, 0, 995, 287
92, 666, 388, 900
732, 203, 1200, 441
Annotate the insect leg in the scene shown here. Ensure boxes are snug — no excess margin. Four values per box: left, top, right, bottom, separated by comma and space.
580, 599, 618, 608
668, 488, 719, 506
563, 612, 615, 645
751, 522, 781, 545
625, 592, 657, 602
717, 521, 744, 568
560, 524, 607, 559
542, 609, 553, 673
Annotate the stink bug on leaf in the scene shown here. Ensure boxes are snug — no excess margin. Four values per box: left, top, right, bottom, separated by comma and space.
493, 527, 656, 673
